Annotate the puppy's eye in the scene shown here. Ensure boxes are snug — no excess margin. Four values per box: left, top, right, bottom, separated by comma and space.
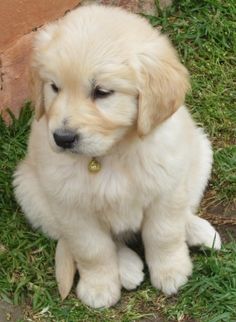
51, 83, 60, 93
93, 86, 114, 100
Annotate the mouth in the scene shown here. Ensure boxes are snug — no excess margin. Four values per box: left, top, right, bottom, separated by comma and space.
49, 127, 117, 158
50, 140, 105, 158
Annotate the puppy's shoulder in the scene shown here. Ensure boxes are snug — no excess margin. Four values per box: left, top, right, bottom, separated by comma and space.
150, 106, 195, 144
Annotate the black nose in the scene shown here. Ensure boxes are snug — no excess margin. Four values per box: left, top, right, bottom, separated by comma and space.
53, 130, 78, 149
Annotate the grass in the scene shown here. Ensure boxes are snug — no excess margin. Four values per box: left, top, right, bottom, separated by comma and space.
0, 0, 235, 321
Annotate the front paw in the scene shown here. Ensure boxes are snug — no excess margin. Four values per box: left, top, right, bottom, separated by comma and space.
76, 274, 121, 308
149, 250, 192, 296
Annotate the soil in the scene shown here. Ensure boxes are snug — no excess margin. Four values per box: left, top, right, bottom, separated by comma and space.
0, 301, 23, 322
202, 201, 236, 243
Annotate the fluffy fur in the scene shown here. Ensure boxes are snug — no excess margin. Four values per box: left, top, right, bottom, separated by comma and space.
13, 5, 221, 308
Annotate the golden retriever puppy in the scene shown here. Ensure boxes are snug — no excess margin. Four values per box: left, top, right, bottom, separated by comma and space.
13, 5, 221, 308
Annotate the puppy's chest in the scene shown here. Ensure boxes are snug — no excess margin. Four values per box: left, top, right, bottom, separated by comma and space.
43, 160, 153, 233
91, 174, 144, 234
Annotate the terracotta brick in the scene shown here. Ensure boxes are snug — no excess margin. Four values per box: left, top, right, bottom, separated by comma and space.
0, 0, 81, 51
0, 0, 81, 116
0, 33, 33, 118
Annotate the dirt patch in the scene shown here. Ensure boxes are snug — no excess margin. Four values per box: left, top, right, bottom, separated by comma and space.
81, 0, 157, 15
140, 315, 197, 322
202, 200, 236, 243
0, 301, 23, 322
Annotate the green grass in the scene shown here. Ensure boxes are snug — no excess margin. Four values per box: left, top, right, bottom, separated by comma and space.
0, 0, 235, 321
165, 243, 236, 322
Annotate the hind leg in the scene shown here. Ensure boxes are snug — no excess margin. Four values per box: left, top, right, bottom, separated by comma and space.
186, 215, 221, 250
186, 132, 221, 250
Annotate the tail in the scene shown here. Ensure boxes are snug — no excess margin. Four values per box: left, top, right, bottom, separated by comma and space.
55, 239, 76, 300
186, 215, 221, 250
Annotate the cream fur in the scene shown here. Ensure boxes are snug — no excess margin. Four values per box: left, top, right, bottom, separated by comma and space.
13, 5, 221, 308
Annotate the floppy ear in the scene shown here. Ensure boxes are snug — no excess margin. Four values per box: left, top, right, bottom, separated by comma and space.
30, 66, 44, 121
134, 35, 190, 136
29, 23, 57, 120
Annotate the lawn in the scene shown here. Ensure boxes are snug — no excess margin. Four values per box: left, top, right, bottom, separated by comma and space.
0, 0, 235, 321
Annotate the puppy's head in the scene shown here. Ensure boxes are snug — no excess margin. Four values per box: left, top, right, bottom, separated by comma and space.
31, 5, 189, 156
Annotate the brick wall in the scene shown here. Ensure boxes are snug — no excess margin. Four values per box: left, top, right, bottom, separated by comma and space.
0, 0, 82, 117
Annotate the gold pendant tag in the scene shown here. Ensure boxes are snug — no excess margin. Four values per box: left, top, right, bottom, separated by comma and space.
88, 158, 101, 173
